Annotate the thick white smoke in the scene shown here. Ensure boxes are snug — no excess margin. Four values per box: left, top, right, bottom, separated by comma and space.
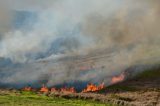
0, 0, 160, 88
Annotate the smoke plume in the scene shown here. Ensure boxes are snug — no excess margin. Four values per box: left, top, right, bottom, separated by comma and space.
0, 0, 160, 88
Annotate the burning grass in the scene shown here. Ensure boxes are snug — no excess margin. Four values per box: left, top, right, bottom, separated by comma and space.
111, 73, 125, 84
0, 67, 159, 106
22, 82, 105, 94
82, 83, 105, 93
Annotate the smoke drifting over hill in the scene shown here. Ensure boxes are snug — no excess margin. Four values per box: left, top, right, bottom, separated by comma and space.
0, 0, 160, 88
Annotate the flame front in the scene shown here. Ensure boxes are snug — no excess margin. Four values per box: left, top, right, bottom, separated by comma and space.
82, 83, 105, 93
60, 87, 76, 93
22, 72, 125, 93
111, 73, 125, 84
40, 85, 76, 93
23, 83, 105, 93
40, 85, 49, 93
23, 86, 32, 91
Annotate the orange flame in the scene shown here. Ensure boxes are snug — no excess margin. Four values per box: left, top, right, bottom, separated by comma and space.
40, 85, 49, 93
60, 87, 76, 93
82, 83, 105, 93
111, 73, 125, 84
50, 87, 76, 93
23, 83, 105, 93
23, 86, 32, 91
51, 87, 57, 92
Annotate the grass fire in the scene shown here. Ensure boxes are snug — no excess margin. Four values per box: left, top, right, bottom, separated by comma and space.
0, 0, 160, 106
23, 82, 105, 93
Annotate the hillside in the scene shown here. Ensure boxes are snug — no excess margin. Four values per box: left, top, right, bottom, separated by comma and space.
97, 66, 160, 106
0, 66, 159, 106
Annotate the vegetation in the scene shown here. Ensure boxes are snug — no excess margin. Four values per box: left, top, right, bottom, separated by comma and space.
99, 67, 160, 93
0, 91, 113, 106
97, 85, 138, 94
0, 67, 159, 106
110, 94, 133, 102
135, 67, 160, 79
107, 85, 137, 91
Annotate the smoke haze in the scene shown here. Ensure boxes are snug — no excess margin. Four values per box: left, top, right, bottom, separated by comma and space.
0, 0, 160, 88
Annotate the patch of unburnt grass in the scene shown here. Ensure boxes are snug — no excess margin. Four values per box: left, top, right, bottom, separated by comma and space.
0, 91, 112, 106
135, 67, 160, 79
109, 94, 133, 102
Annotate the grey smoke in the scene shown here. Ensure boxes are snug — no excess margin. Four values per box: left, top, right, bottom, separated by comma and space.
0, 0, 160, 88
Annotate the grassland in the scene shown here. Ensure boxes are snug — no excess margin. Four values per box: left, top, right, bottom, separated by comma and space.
135, 67, 160, 79
98, 67, 160, 106
0, 91, 113, 106
0, 66, 159, 106
106, 66, 160, 92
